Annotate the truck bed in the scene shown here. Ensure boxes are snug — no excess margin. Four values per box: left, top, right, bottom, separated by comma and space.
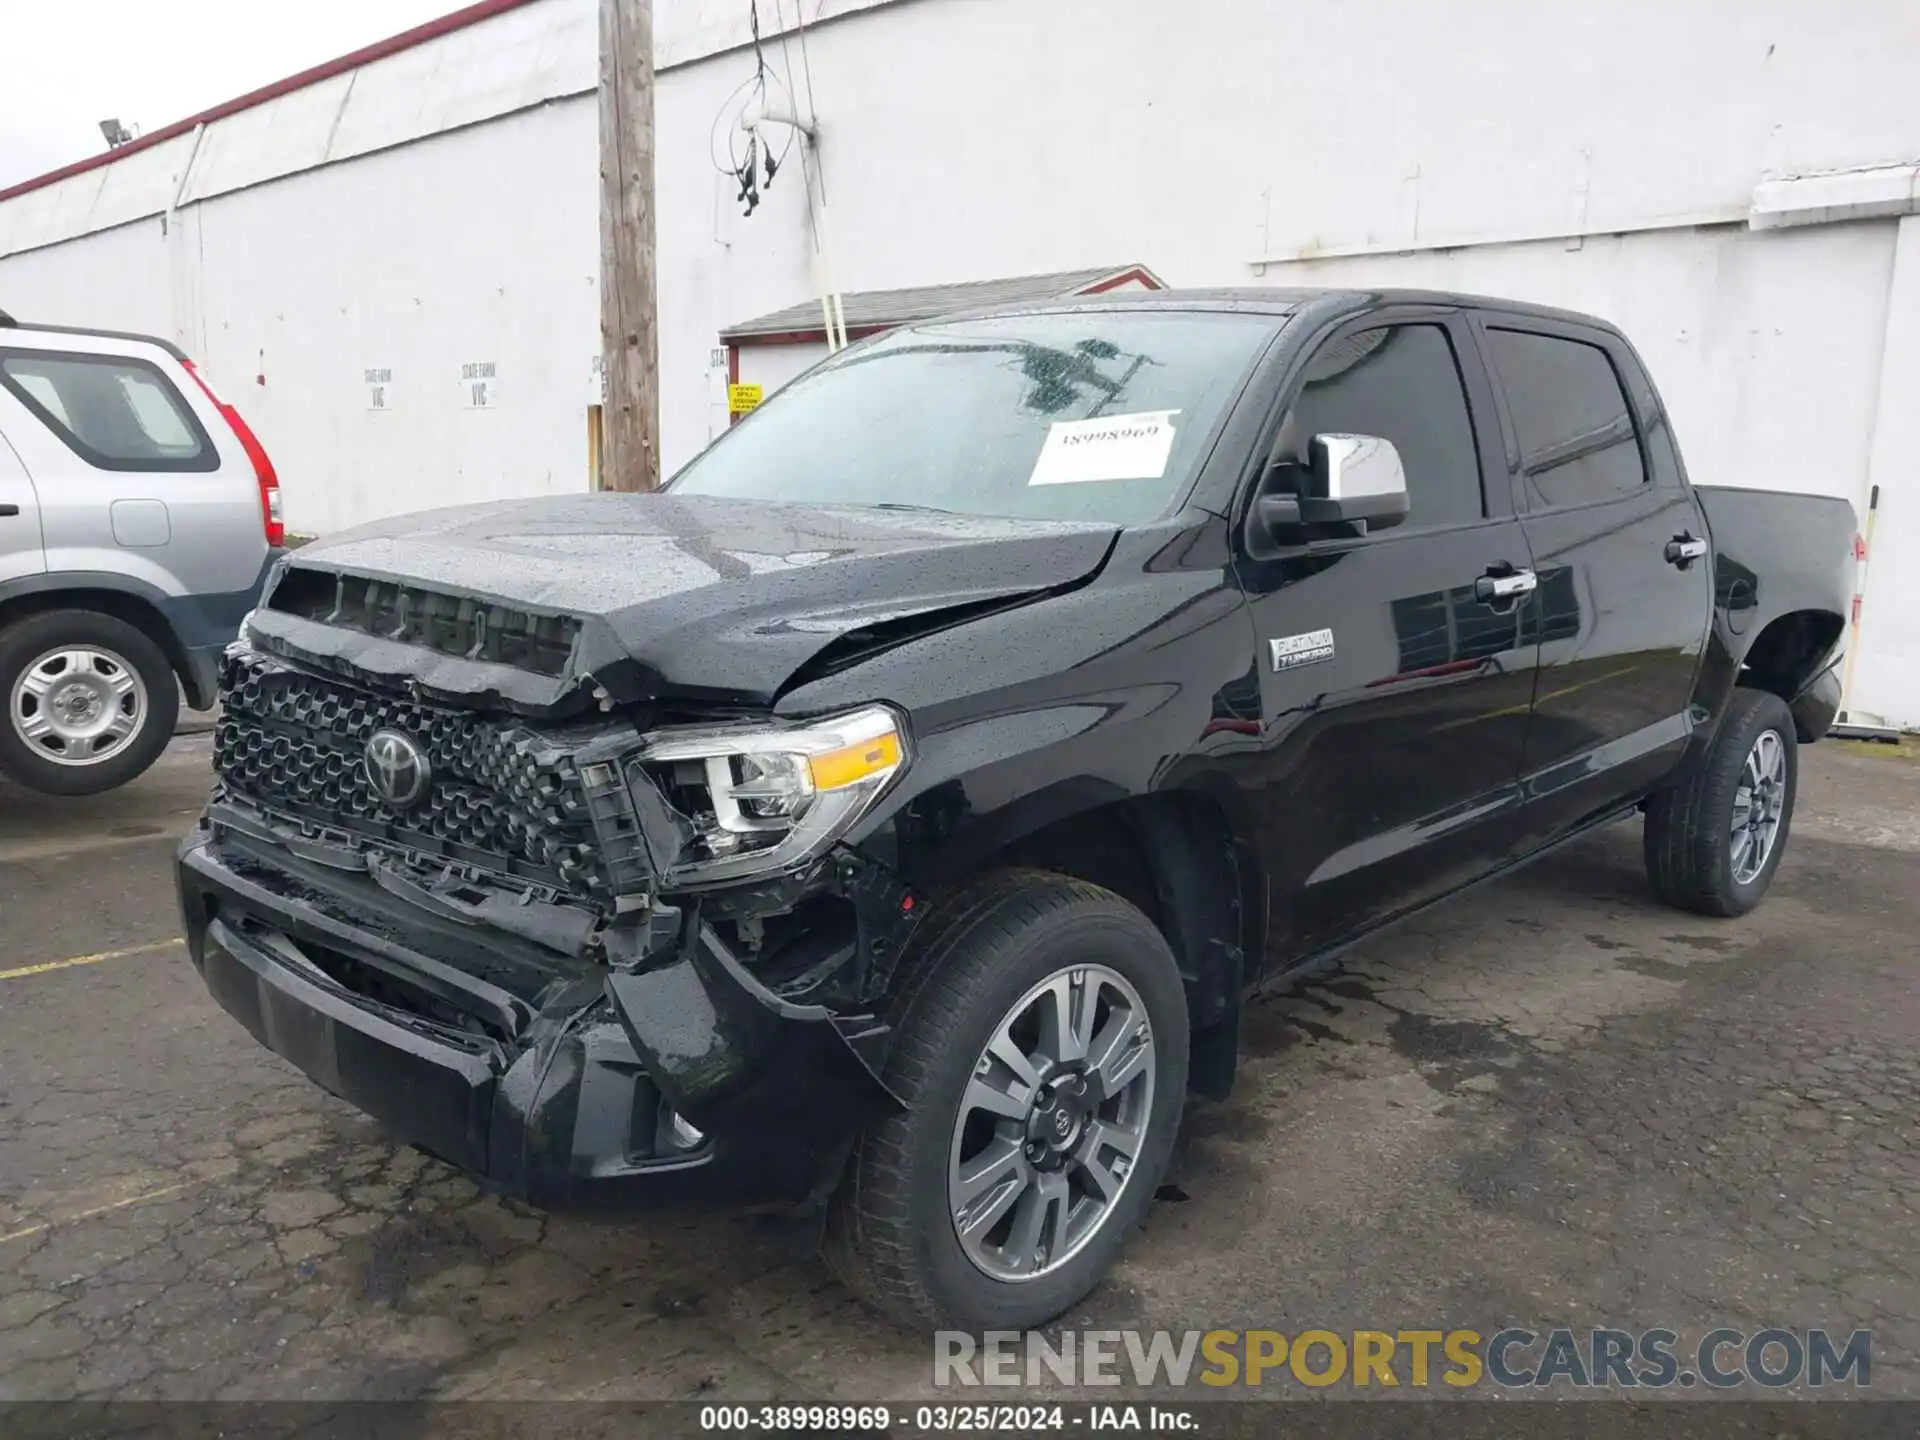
1695, 485, 1856, 634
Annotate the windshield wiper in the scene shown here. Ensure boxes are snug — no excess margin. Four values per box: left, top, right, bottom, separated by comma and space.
871, 502, 959, 515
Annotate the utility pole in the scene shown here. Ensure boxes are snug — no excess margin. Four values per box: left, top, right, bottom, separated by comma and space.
598, 0, 659, 491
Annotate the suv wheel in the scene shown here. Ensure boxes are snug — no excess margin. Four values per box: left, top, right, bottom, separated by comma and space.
1643, 687, 1798, 917
0, 610, 179, 796
825, 871, 1189, 1329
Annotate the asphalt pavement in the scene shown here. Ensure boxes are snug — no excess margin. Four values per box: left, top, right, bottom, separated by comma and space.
0, 735, 1916, 1404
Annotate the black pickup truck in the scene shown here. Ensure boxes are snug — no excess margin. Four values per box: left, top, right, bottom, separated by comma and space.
178, 289, 1855, 1329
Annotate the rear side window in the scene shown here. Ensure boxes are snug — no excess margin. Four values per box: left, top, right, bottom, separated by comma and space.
1483, 328, 1645, 508
0, 350, 217, 472
1284, 324, 1485, 529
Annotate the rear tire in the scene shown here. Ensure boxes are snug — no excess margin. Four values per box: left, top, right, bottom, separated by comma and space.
0, 609, 178, 796
1644, 688, 1798, 917
824, 871, 1189, 1330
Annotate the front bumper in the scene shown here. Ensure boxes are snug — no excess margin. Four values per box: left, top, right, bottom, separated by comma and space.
176, 833, 901, 1212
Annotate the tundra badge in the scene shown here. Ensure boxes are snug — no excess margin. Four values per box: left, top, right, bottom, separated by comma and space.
1270, 629, 1336, 672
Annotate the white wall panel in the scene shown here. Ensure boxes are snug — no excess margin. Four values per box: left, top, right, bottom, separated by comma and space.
185, 101, 599, 535
1852, 217, 1920, 728
0, 219, 171, 333
178, 75, 361, 206
0, 131, 198, 258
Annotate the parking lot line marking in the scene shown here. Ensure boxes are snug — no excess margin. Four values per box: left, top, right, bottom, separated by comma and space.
0, 1181, 193, 1246
0, 936, 184, 983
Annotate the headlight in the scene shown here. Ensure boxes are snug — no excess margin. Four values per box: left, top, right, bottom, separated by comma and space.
631, 704, 907, 888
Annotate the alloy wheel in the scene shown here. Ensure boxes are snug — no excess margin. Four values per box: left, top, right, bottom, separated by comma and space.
947, 963, 1156, 1282
1731, 727, 1787, 886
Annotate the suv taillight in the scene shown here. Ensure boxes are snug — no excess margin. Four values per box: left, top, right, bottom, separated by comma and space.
180, 358, 284, 547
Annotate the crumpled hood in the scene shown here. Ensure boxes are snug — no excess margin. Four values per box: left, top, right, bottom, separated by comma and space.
255, 492, 1118, 712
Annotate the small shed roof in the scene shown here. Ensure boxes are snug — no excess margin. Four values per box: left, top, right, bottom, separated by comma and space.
720, 264, 1163, 343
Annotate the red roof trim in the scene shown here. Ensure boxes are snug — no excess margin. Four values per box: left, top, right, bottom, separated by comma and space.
1079, 266, 1165, 294
0, 0, 542, 206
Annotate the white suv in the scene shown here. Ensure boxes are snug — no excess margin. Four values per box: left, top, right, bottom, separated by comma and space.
0, 312, 283, 794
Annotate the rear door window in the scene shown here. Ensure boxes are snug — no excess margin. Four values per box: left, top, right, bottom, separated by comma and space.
0, 350, 218, 472
1483, 328, 1646, 508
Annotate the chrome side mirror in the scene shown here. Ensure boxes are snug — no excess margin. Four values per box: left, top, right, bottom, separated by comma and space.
1302, 433, 1408, 530
1251, 432, 1409, 548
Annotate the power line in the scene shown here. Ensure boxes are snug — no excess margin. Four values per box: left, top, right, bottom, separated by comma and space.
772, 0, 822, 254
791, 0, 827, 208
708, 0, 800, 214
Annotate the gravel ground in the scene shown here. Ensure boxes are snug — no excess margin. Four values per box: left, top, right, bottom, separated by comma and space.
0, 736, 1914, 1411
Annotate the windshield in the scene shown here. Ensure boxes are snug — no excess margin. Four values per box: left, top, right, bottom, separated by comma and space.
671, 311, 1274, 525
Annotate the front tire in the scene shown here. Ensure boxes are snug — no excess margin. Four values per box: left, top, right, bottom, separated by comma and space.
825, 871, 1189, 1329
0, 610, 178, 796
1644, 687, 1798, 917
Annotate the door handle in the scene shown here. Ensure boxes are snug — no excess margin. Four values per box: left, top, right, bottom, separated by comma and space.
1474, 567, 1538, 603
0, 504, 18, 517
1665, 534, 1708, 567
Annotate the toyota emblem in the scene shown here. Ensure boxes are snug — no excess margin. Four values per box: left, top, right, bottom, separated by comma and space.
364, 728, 430, 809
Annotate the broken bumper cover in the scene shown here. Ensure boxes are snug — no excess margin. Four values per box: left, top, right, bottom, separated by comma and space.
175, 835, 901, 1212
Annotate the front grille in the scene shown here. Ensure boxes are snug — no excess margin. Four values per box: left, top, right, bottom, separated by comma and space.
213, 648, 614, 899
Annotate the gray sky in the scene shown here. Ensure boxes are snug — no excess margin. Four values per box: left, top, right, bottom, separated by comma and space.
0, 0, 460, 189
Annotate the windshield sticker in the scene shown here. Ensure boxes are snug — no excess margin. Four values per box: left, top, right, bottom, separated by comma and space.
1028, 410, 1181, 486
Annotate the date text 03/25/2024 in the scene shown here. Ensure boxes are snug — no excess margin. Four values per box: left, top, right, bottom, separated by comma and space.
697, 1404, 1195, 1432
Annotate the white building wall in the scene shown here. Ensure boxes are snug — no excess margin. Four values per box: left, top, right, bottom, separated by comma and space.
185, 101, 600, 534
1852, 217, 1920, 727
2, 0, 1918, 719
0, 219, 172, 336
2, 103, 600, 536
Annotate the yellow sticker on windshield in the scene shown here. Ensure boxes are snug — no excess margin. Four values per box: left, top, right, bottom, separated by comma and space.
1028, 410, 1180, 486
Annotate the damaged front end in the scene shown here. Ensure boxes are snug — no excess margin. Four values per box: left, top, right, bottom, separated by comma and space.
178, 638, 925, 1211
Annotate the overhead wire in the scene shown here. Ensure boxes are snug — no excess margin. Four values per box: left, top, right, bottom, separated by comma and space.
771, 0, 821, 250
770, 0, 843, 348
707, 1, 799, 212
707, 73, 761, 178
790, 0, 827, 208
748, 1, 800, 181
704, 0, 845, 347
